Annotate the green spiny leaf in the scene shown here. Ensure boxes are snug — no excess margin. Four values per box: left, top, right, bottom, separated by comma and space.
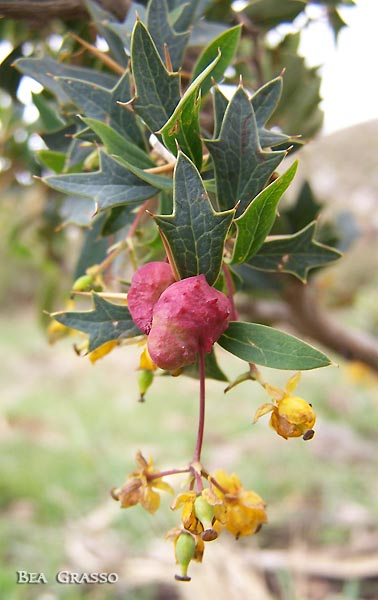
147, 0, 190, 71
44, 151, 159, 211
15, 56, 117, 105
248, 221, 342, 282
158, 51, 221, 168
191, 25, 241, 97
153, 151, 234, 285
218, 321, 332, 370
58, 70, 144, 147
131, 20, 181, 131
231, 161, 298, 264
53, 294, 142, 352
251, 76, 292, 148
205, 86, 286, 215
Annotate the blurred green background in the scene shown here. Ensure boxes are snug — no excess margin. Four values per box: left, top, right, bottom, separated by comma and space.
1, 123, 378, 599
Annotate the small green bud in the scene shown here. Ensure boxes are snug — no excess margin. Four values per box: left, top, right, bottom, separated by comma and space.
194, 496, 218, 541
137, 369, 154, 402
174, 532, 195, 581
72, 274, 95, 292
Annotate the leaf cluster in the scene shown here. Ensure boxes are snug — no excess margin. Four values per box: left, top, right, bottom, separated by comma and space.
5, 0, 348, 372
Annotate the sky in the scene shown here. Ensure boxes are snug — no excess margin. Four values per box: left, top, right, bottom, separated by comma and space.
299, 0, 378, 133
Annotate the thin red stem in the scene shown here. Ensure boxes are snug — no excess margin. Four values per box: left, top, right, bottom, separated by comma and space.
128, 198, 152, 239
147, 467, 190, 480
193, 345, 206, 464
222, 263, 238, 321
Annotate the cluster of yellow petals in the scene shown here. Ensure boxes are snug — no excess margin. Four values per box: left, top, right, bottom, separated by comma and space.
254, 372, 316, 440
168, 470, 267, 579
202, 470, 267, 539
112, 451, 173, 514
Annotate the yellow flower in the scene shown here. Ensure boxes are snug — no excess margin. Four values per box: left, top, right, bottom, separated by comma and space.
112, 451, 173, 514
202, 470, 267, 540
254, 372, 316, 440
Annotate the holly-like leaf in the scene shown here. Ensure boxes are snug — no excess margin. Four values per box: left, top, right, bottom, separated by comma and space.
58, 70, 144, 147
153, 152, 234, 285
158, 51, 221, 168
251, 76, 292, 148
248, 222, 342, 282
205, 86, 286, 215
131, 20, 181, 131
231, 161, 298, 264
147, 0, 190, 71
218, 321, 332, 370
191, 25, 241, 97
15, 56, 117, 105
81, 118, 153, 169
53, 294, 142, 352
44, 151, 159, 211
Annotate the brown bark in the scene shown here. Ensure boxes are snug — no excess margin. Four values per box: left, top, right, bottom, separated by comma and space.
0, 0, 130, 21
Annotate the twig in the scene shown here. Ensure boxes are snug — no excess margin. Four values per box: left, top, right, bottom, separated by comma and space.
70, 33, 125, 76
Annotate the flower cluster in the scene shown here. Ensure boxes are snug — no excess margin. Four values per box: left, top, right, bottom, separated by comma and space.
112, 454, 267, 581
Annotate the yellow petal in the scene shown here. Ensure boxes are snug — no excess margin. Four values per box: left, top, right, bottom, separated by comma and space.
88, 340, 118, 363
153, 479, 174, 495
253, 403, 275, 422
171, 491, 197, 511
264, 383, 285, 402
141, 486, 161, 513
240, 490, 266, 511
202, 486, 223, 506
285, 372, 301, 394
139, 346, 158, 371
213, 470, 241, 493
135, 450, 149, 470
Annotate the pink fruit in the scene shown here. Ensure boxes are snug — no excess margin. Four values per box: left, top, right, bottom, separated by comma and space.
127, 262, 176, 334
148, 274, 232, 371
